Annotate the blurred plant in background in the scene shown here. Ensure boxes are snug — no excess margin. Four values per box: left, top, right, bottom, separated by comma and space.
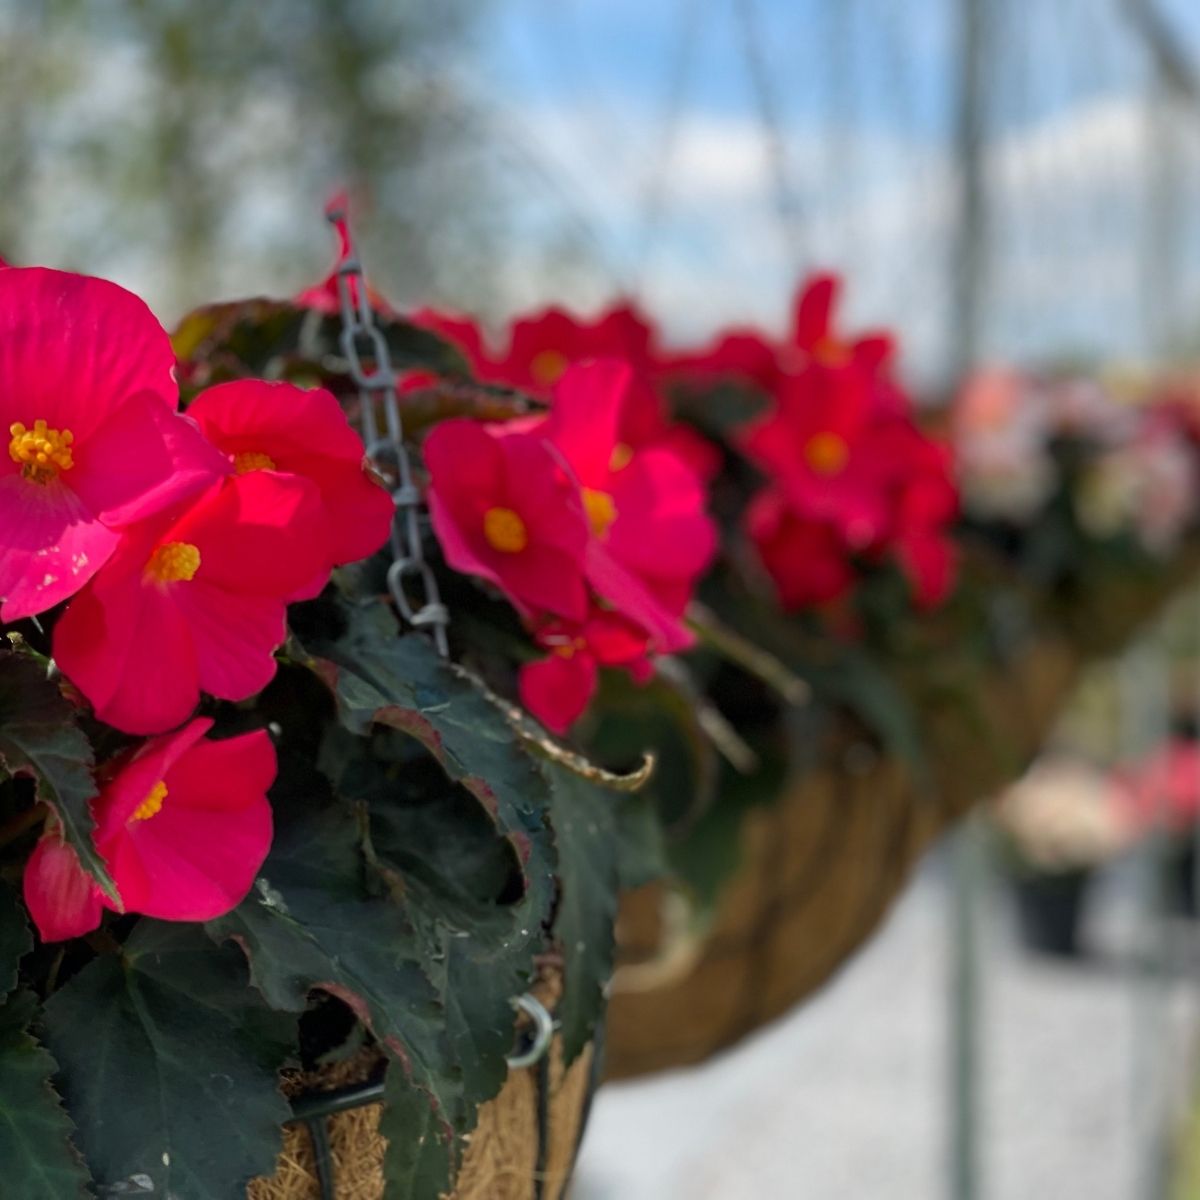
0, 0, 565, 317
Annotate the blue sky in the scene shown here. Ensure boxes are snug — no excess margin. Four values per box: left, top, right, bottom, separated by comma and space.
463, 0, 1200, 380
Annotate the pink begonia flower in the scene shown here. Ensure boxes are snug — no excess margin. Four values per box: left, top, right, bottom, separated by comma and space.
538, 360, 716, 654
424, 417, 590, 621
519, 609, 652, 735
952, 368, 1057, 521
53, 472, 328, 735
22, 718, 276, 941
187, 380, 395, 573
0, 267, 229, 622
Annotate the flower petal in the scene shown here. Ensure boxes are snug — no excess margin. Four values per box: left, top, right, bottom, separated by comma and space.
22, 833, 105, 942
0, 476, 118, 621
0, 267, 176, 441
69, 392, 229, 528
519, 652, 597, 735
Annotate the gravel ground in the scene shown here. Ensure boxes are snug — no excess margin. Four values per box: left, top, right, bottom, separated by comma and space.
574, 851, 1200, 1200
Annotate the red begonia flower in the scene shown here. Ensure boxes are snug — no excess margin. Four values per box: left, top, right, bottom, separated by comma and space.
746, 489, 855, 610
789, 272, 895, 374
22, 832, 104, 944
540, 361, 716, 652
0, 268, 228, 621
187, 380, 395, 573
94, 718, 275, 922
740, 363, 894, 548
519, 609, 651, 734
53, 472, 328, 735
424, 417, 590, 621
21, 718, 276, 940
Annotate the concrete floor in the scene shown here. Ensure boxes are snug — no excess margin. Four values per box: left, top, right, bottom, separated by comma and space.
574, 853, 1200, 1200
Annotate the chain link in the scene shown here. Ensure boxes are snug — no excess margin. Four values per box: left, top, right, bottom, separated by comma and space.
325, 206, 449, 656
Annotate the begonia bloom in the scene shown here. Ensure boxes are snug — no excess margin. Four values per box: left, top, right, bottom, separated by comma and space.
53, 471, 328, 735
22, 718, 276, 940
187, 380, 395, 571
424, 418, 590, 621
519, 609, 652, 734
540, 361, 716, 653
94, 718, 275, 921
0, 267, 228, 621
746, 490, 855, 610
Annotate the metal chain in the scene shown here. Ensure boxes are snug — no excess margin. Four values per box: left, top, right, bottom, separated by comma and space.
325, 205, 449, 656
321, 205, 552, 1074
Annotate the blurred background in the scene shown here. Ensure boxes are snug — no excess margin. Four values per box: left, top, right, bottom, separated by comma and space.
6, 0, 1200, 381
11, 0, 1200, 1195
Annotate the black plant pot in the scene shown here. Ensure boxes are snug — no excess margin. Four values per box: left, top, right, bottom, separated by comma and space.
1012, 868, 1090, 958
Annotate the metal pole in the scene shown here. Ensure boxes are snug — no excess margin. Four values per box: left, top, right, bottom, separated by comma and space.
947, 1, 990, 1198
1121, 643, 1172, 1200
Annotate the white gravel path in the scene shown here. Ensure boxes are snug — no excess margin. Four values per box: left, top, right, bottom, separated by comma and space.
574, 854, 1200, 1200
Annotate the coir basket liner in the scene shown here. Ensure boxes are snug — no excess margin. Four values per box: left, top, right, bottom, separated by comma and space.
249, 988, 600, 1199
604, 636, 1078, 1080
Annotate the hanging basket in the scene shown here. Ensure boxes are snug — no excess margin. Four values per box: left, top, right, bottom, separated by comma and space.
604, 636, 1080, 1080
249, 990, 601, 1200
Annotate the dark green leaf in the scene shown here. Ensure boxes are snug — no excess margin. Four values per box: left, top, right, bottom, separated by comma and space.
0, 989, 92, 1200
308, 600, 557, 932
366, 776, 532, 1110
0, 882, 31, 1001
545, 765, 619, 1065
379, 1061, 454, 1200
0, 652, 116, 902
206, 769, 461, 1195
42, 923, 294, 1199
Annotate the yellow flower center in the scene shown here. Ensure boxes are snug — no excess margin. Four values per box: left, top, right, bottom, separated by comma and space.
609, 442, 634, 472
8, 420, 75, 484
132, 780, 167, 822
483, 506, 528, 554
583, 488, 617, 538
530, 349, 569, 387
145, 541, 202, 584
810, 336, 850, 367
234, 450, 276, 474
803, 431, 849, 476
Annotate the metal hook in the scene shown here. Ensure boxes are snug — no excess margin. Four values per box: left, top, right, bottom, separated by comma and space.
505, 992, 556, 1069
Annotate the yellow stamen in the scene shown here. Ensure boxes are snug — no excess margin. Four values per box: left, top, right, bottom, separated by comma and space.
810, 336, 850, 367
552, 637, 587, 659
609, 442, 634, 472
8, 419, 75, 484
483, 507, 528, 554
132, 780, 167, 822
803, 431, 849, 476
583, 488, 617, 538
145, 541, 201, 584
530, 349, 568, 387
234, 450, 276, 474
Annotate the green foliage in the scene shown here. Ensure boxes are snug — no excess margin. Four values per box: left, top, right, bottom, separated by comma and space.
0, 651, 117, 902
173, 296, 471, 400
0, 989, 91, 1200
0, 883, 31, 1001
307, 600, 558, 927
544, 765, 620, 1065
42, 923, 294, 1199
